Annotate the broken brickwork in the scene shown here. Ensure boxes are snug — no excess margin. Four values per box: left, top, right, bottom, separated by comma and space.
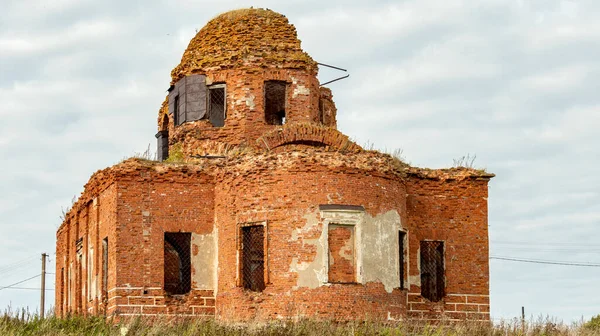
56, 8, 493, 322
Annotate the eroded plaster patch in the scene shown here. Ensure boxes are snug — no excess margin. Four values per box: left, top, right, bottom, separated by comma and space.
360, 210, 403, 293
289, 211, 327, 288
191, 231, 216, 290
245, 93, 256, 110
293, 85, 310, 98
289, 208, 405, 293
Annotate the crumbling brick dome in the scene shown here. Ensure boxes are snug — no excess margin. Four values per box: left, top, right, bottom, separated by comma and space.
171, 8, 318, 84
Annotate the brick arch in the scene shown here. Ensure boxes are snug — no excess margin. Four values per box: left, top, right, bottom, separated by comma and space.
255, 123, 362, 152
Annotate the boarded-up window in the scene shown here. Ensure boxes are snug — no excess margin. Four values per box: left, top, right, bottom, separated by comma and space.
264, 81, 287, 125
420, 241, 444, 302
328, 224, 355, 283
208, 84, 226, 127
102, 238, 108, 296
164, 232, 191, 295
168, 74, 208, 126
399, 231, 406, 289
241, 225, 265, 292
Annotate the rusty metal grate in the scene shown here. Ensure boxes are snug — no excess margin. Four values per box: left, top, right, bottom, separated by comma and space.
164, 232, 191, 295
420, 240, 445, 302
209, 86, 225, 127
241, 225, 265, 292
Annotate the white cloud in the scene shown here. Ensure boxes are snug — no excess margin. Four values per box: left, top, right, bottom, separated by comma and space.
0, 19, 123, 56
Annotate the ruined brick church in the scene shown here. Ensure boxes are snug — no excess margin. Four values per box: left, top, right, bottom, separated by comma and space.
55, 8, 494, 321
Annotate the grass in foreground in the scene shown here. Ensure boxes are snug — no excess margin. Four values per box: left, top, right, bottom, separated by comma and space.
1, 310, 599, 336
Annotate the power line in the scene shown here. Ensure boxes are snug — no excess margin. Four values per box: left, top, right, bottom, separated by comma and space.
492, 240, 600, 248
490, 256, 600, 267
0, 274, 41, 291
492, 246, 600, 253
0, 256, 38, 275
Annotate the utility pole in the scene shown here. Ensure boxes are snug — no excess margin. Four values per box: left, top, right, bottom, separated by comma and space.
40, 253, 47, 319
521, 306, 525, 335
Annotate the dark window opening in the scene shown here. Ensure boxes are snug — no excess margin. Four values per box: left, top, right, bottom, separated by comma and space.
164, 232, 191, 295
319, 98, 325, 124
399, 231, 406, 289
241, 225, 265, 292
102, 238, 108, 296
209, 85, 226, 127
265, 81, 287, 125
420, 241, 444, 302
173, 95, 180, 126
328, 224, 355, 283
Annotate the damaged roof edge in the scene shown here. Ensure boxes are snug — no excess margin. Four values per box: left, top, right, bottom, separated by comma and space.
406, 167, 495, 181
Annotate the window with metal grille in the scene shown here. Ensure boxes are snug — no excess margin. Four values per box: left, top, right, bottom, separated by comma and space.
209, 84, 226, 127
399, 231, 406, 289
164, 232, 191, 295
241, 225, 265, 292
420, 240, 445, 302
328, 224, 355, 283
264, 81, 287, 125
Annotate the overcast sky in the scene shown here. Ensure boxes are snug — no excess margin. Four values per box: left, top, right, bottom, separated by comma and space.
1, 0, 599, 323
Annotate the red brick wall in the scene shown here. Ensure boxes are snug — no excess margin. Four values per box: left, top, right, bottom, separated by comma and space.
165, 68, 322, 158
405, 176, 490, 320
214, 157, 408, 321
55, 156, 491, 322
111, 171, 215, 317
55, 183, 118, 317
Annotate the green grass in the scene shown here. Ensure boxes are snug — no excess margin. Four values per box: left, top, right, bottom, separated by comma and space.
1, 309, 599, 336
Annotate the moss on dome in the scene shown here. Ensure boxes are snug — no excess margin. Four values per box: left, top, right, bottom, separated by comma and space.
170, 8, 318, 84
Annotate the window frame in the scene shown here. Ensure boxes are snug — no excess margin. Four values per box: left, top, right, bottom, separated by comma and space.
208, 83, 226, 127
101, 237, 108, 298
419, 240, 445, 302
264, 80, 288, 125
319, 205, 364, 285
236, 221, 268, 292
399, 230, 407, 290
163, 232, 192, 295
